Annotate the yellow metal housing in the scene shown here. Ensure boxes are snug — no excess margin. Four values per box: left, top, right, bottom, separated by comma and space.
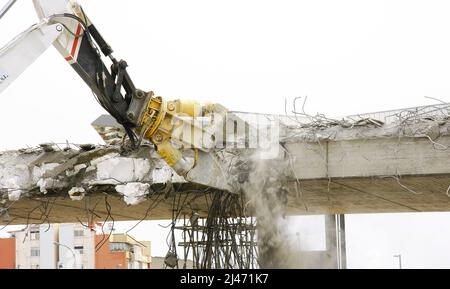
138, 96, 203, 175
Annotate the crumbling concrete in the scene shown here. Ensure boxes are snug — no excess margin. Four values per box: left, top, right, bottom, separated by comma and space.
0, 144, 200, 225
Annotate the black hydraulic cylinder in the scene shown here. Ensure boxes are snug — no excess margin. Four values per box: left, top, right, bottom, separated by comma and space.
88, 24, 114, 57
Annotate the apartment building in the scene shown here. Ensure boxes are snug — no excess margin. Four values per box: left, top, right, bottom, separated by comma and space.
58, 224, 96, 269
96, 234, 151, 269
9, 225, 58, 269
0, 223, 151, 269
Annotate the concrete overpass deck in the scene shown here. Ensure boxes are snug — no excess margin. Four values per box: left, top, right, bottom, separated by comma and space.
2, 104, 450, 224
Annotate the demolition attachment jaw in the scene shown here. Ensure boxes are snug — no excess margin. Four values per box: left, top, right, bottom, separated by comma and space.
129, 90, 229, 180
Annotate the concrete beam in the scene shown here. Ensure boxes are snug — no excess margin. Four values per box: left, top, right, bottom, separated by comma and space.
285, 136, 450, 179
2, 114, 450, 225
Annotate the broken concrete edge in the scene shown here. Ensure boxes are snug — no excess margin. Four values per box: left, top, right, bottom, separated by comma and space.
0, 145, 186, 208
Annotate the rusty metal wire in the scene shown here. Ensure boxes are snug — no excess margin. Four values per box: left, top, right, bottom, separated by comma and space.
160, 190, 259, 269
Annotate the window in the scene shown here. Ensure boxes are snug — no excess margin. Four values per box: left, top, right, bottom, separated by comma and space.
133, 246, 142, 259
30, 230, 40, 241
75, 246, 84, 255
74, 230, 84, 237
109, 242, 130, 252
31, 248, 40, 257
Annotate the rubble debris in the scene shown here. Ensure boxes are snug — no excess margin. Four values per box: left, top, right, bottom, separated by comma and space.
68, 187, 86, 201
39, 143, 55, 153
0, 145, 178, 206
115, 183, 151, 206
95, 156, 152, 185
79, 144, 96, 151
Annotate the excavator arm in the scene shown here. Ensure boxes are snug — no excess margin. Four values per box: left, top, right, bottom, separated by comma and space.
0, 0, 235, 191
33, 0, 140, 143
1, 0, 138, 137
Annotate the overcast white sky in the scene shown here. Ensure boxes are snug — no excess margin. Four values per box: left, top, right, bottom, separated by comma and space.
2, 0, 450, 268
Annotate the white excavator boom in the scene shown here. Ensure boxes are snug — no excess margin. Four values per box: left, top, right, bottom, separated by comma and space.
0, 0, 83, 94
0, 22, 62, 94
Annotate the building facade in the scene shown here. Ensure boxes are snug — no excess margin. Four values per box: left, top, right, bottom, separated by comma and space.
9, 225, 58, 269
0, 237, 15, 269
95, 234, 151, 269
58, 224, 96, 269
